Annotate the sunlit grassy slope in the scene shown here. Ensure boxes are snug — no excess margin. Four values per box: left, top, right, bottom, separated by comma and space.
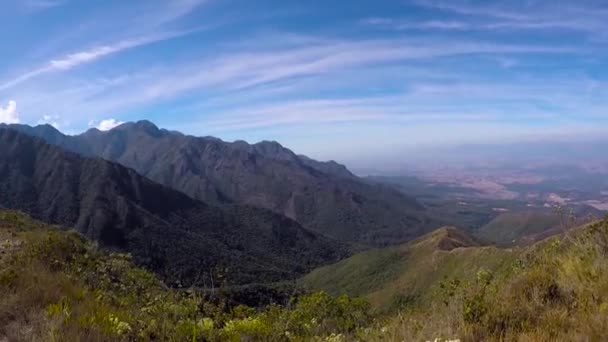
301, 226, 518, 311
303, 216, 608, 341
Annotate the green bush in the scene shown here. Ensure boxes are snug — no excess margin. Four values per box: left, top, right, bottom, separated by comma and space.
0, 211, 375, 341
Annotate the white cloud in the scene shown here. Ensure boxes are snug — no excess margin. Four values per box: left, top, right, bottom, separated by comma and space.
37, 114, 61, 128
0, 101, 20, 124
93, 118, 124, 131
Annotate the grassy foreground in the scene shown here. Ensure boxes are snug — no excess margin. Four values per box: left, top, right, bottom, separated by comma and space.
390, 218, 608, 340
3, 209, 608, 341
305, 219, 608, 341
0, 210, 374, 341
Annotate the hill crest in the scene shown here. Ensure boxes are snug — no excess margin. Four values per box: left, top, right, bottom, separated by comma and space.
411, 226, 480, 251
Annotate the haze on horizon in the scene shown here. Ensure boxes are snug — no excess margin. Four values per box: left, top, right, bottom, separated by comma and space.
0, 0, 607, 166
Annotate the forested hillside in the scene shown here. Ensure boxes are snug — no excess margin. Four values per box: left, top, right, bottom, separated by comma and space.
0, 129, 344, 286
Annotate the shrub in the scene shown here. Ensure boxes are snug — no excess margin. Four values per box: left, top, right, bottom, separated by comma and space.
0, 211, 375, 341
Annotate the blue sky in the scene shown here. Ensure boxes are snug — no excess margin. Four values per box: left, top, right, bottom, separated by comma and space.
0, 0, 607, 163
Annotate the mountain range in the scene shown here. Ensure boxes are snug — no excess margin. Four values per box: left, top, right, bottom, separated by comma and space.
0, 128, 344, 286
3, 121, 437, 246
2, 122, 607, 340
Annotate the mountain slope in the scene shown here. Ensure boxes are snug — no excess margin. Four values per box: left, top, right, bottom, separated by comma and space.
475, 211, 562, 246
475, 208, 602, 247
301, 226, 517, 311
4, 122, 437, 246
0, 128, 344, 286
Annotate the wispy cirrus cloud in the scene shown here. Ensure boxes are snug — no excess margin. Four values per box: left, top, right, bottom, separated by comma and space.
364, 18, 472, 30
158, 0, 207, 25
196, 78, 604, 132
98, 36, 578, 103
367, 1, 608, 35
365, 17, 608, 33
23, 0, 65, 10
168, 91, 608, 162
3, 0, 606, 155
0, 28, 203, 91
4, 32, 586, 127
413, 0, 532, 20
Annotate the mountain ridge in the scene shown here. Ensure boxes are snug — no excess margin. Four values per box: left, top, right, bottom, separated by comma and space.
410, 225, 480, 251
3, 121, 438, 246
0, 128, 345, 286
301, 225, 514, 310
